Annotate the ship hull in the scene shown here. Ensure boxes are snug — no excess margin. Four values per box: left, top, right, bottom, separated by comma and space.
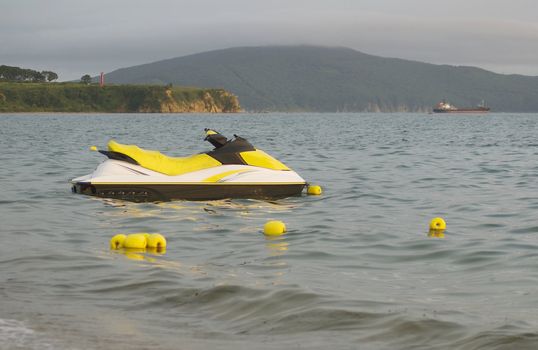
432, 108, 490, 113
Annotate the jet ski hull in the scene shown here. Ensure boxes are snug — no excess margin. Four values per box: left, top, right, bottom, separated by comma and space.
72, 182, 306, 202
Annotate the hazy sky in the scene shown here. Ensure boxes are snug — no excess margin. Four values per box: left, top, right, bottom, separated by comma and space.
2, 0, 537, 80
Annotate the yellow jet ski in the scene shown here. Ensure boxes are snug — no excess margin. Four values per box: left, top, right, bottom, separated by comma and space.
71, 129, 307, 202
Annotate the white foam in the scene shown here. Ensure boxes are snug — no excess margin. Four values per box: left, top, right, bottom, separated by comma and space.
0, 318, 54, 350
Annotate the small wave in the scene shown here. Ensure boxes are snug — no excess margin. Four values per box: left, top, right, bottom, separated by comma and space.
454, 327, 538, 350
0, 319, 54, 350
451, 250, 507, 266
510, 226, 538, 234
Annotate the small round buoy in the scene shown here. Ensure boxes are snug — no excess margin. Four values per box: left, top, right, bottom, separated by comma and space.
146, 233, 167, 249
307, 185, 322, 195
110, 234, 126, 250
123, 233, 148, 249
429, 217, 446, 231
90, 146, 98, 151
264, 220, 287, 236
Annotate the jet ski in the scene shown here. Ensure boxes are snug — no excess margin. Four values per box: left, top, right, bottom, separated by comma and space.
71, 129, 307, 202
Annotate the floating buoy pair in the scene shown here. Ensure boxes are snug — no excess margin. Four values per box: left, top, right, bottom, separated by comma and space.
110, 233, 167, 250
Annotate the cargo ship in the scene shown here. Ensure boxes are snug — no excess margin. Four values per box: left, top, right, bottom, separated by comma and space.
433, 100, 490, 113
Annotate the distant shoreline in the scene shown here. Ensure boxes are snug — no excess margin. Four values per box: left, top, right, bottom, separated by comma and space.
3, 111, 534, 115
0, 82, 241, 113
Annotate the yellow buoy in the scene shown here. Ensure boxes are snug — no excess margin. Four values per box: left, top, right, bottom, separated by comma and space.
90, 146, 98, 151
147, 233, 167, 249
110, 234, 126, 250
429, 217, 447, 231
123, 233, 148, 249
307, 185, 322, 195
110, 232, 167, 253
264, 220, 287, 236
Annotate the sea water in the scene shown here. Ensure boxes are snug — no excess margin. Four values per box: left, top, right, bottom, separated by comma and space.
0, 113, 537, 350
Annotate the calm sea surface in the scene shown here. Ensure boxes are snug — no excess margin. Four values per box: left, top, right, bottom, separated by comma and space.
1, 113, 537, 350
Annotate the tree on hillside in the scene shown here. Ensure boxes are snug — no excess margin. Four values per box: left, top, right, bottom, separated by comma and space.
32, 71, 46, 82
80, 74, 92, 84
43, 71, 58, 82
0, 65, 59, 82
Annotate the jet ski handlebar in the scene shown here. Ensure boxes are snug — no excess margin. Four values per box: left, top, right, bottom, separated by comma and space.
203, 129, 255, 154
204, 128, 230, 149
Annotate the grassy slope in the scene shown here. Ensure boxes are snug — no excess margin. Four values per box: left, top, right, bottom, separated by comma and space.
0, 82, 240, 112
103, 46, 538, 112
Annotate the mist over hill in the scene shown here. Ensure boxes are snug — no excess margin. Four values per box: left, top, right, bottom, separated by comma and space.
104, 46, 538, 112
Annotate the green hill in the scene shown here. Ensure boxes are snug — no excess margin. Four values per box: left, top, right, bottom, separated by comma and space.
103, 46, 538, 112
0, 82, 241, 113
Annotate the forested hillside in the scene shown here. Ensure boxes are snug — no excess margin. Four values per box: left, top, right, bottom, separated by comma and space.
104, 46, 538, 112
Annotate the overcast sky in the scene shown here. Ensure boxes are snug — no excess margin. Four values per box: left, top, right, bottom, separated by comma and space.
2, 0, 537, 81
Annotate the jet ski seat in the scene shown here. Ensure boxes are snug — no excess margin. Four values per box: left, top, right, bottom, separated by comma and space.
107, 140, 221, 176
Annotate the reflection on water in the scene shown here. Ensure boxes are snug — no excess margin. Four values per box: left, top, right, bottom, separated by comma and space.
265, 236, 289, 255
117, 250, 155, 262
428, 229, 446, 239
99, 197, 303, 223
112, 247, 167, 262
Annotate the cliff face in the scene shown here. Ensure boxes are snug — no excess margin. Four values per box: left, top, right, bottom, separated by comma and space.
156, 89, 241, 113
0, 83, 242, 113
